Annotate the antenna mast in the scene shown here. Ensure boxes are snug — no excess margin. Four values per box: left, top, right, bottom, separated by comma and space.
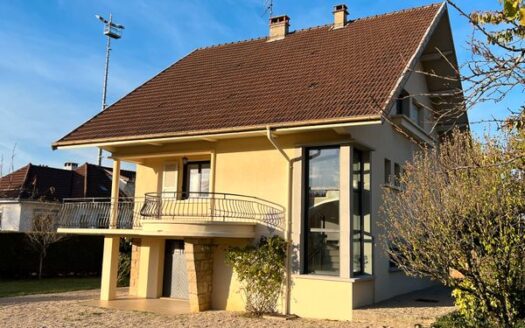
264, 0, 273, 18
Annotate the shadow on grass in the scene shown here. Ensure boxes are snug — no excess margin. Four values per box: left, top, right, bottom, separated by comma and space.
0, 277, 100, 304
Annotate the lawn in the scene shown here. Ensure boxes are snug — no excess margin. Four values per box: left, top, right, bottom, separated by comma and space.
0, 277, 100, 298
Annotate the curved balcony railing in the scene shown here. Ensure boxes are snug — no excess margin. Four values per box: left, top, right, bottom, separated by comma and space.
58, 197, 145, 230
58, 192, 285, 230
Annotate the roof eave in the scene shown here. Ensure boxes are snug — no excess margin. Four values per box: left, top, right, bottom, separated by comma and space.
52, 115, 383, 150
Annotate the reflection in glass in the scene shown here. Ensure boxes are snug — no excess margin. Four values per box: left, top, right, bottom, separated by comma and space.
304, 147, 340, 275
352, 149, 373, 276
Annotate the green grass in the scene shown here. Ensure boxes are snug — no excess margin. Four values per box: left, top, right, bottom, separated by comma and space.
0, 277, 100, 298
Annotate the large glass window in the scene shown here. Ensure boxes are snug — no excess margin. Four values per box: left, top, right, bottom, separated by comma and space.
304, 147, 340, 275
352, 149, 373, 276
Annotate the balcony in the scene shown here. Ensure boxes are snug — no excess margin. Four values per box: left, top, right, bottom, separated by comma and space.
57, 192, 285, 238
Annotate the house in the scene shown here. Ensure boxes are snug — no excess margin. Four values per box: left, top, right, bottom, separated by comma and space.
0, 162, 135, 232
52, 3, 467, 321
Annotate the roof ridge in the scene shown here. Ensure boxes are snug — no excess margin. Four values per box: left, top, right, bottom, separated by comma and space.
194, 2, 443, 51
353, 2, 443, 23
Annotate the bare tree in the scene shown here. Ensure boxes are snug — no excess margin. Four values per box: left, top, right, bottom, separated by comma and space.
26, 206, 66, 279
381, 130, 525, 327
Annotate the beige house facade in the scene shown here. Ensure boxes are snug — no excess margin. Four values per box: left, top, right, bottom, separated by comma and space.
53, 3, 467, 321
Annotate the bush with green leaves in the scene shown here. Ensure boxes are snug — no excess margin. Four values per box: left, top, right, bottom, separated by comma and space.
225, 236, 287, 315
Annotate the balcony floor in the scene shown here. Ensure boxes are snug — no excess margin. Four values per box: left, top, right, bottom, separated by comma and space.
58, 220, 257, 238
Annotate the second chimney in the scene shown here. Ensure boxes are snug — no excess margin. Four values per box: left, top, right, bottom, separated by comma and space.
333, 4, 348, 29
268, 15, 290, 42
64, 162, 78, 171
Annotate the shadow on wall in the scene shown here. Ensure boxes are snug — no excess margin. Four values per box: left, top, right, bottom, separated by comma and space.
211, 242, 238, 310
358, 285, 454, 309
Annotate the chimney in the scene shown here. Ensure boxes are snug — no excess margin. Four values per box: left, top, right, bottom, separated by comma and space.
268, 15, 290, 42
333, 4, 348, 29
64, 162, 78, 171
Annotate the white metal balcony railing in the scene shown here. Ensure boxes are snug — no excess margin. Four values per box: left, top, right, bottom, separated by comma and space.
57, 192, 285, 230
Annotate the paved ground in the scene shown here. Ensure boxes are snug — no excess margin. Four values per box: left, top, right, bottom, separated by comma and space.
0, 286, 454, 328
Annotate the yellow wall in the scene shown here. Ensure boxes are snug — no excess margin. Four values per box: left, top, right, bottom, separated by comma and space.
115, 106, 435, 318
290, 276, 353, 321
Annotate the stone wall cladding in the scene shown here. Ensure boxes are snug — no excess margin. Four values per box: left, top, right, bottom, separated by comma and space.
185, 238, 214, 312
128, 238, 141, 296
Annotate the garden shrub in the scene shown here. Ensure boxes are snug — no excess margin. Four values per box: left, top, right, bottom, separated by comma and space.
225, 235, 287, 315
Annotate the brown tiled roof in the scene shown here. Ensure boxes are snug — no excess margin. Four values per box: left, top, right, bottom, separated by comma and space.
0, 163, 135, 201
55, 3, 444, 147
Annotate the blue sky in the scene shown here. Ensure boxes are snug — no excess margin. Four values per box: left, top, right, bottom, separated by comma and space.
0, 0, 518, 171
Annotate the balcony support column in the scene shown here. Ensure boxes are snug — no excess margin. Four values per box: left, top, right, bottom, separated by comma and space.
100, 236, 120, 301
185, 238, 214, 312
109, 159, 121, 229
136, 237, 165, 298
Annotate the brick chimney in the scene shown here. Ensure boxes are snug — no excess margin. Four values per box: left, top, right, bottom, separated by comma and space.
64, 162, 78, 171
268, 15, 290, 42
333, 4, 348, 29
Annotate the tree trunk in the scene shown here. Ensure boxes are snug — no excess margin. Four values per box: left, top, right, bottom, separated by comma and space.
38, 252, 44, 280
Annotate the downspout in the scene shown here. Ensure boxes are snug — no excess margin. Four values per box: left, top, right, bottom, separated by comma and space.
266, 126, 292, 316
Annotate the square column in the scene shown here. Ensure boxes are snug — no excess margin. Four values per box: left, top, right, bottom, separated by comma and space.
185, 238, 214, 312
109, 159, 121, 228
136, 238, 165, 298
100, 236, 120, 301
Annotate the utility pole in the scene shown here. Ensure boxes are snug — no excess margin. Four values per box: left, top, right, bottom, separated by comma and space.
95, 14, 125, 166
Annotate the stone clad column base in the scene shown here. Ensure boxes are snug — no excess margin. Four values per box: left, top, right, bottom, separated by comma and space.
185, 238, 214, 312
128, 238, 141, 296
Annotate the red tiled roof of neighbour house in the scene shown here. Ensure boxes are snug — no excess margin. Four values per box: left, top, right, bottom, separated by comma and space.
54, 3, 444, 147
0, 164, 74, 200
0, 163, 136, 201
0, 164, 32, 198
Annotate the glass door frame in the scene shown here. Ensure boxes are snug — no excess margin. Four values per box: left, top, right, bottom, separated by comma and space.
301, 145, 341, 276
181, 160, 211, 198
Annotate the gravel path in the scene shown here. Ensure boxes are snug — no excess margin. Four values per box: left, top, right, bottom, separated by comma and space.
0, 286, 454, 328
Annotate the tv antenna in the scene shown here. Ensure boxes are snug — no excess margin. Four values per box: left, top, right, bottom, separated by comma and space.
263, 0, 273, 18
95, 13, 125, 166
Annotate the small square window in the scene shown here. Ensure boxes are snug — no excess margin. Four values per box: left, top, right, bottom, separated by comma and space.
384, 159, 392, 185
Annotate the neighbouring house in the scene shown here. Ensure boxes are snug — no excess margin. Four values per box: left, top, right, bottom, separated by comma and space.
0, 162, 135, 232
52, 3, 467, 321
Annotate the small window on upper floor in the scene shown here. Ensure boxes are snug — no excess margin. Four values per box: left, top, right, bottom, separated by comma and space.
396, 90, 410, 116
397, 90, 426, 130
413, 102, 425, 129
394, 163, 402, 187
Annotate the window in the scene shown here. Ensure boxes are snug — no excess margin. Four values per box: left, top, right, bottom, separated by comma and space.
352, 149, 373, 276
162, 163, 179, 196
415, 104, 425, 128
397, 90, 426, 129
394, 163, 402, 187
182, 161, 210, 197
303, 147, 340, 276
384, 158, 392, 185
396, 90, 410, 116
